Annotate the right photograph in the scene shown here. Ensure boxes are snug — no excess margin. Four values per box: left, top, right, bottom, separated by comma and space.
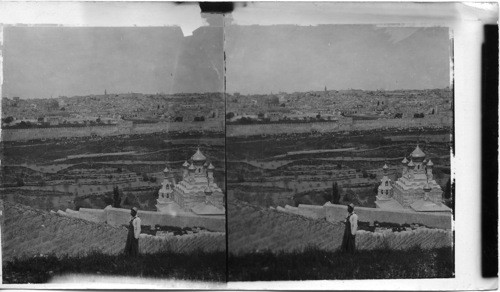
225, 24, 454, 280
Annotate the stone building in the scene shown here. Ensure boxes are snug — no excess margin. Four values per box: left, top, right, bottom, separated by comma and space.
375, 146, 450, 212
156, 149, 225, 216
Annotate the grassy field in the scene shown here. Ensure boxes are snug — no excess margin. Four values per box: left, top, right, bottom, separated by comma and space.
229, 245, 453, 281
3, 250, 226, 284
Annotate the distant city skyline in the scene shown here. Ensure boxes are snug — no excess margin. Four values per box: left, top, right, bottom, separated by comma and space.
225, 25, 451, 95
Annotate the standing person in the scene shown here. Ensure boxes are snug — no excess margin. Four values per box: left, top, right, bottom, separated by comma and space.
124, 207, 141, 256
340, 203, 358, 253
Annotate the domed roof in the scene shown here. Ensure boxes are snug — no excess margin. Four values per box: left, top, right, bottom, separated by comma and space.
188, 163, 196, 170
191, 148, 207, 162
407, 160, 415, 167
383, 164, 388, 170
411, 146, 426, 158
207, 163, 215, 170
427, 159, 434, 166
163, 166, 170, 173
401, 157, 408, 164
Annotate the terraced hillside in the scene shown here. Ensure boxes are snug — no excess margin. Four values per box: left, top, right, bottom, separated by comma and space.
228, 201, 345, 254
2, 201, 225, 262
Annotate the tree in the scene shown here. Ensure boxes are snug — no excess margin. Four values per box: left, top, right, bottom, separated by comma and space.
16, 176, 24, 187
332, 182, 340, 204
113, 186, 121, 208
48, 99, 59, 111
3, 116, 14, 124
226, 112, 235, 120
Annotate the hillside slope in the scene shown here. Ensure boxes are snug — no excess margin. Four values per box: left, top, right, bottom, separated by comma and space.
228, 201, 345, 254
2, 201, 224, 262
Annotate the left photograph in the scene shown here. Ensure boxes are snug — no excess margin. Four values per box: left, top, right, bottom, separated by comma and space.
0, 24, 226, 283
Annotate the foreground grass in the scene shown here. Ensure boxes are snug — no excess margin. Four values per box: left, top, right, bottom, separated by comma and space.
3, 250, 226, 284
229, 246, 454, 281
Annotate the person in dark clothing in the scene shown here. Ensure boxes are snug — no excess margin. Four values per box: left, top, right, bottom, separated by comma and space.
124, 207, 141, 256
340, 203, 358, 253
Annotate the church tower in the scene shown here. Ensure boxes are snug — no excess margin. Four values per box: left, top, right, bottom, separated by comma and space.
401, 157, 409, 176
377, 164, 393, 201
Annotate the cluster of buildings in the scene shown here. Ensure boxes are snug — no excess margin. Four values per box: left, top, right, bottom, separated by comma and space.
2, 93, 224, 127
375, 145, 450, 212
156, 149, 225, 216
226, 89, 453, 124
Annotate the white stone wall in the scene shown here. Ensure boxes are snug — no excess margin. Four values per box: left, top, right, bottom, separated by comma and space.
275, 203, 452, 230
103, 206, 226, 232
1, 121, 224, 141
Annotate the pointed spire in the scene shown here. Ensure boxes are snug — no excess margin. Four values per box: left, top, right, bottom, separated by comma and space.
208, 163, 215, 170
182, 161, 189, 167
163, 166, 170, 173
191, 148, 207, 162
411, 145, 425, 158
401, 157, 408, 164
407, 160, 415, 167
427, 159, 434, 167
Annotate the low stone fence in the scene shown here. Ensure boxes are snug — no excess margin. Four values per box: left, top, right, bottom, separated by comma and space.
278, 203, 452, 230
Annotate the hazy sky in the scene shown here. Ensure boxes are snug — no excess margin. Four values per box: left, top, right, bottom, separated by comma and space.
3, 24, 223, 99
3, 23, 450, 98
225, 25, 451, 94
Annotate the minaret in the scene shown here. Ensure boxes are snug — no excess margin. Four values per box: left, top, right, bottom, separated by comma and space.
426, 159, 434, 180
401, 157, 409, 176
